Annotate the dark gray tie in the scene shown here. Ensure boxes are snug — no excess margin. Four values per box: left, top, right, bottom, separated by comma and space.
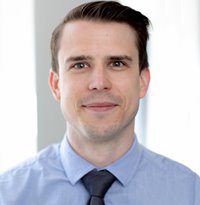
82, 169, 116, 205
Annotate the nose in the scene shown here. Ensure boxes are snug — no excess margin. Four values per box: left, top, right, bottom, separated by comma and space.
88, 67, 112, 91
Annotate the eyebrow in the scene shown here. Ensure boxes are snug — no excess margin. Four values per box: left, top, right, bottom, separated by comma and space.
65, 55, 93, 63
107, 55, 133, 62
65, 55, 133, 63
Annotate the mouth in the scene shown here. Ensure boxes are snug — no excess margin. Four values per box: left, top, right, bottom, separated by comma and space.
82, 102, 118, 112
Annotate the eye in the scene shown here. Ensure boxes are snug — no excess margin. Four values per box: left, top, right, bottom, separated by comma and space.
112, 61, 124, 67
109, 60, 126, 70
72, 62, 88, 69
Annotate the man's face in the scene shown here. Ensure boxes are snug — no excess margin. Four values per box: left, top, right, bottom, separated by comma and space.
49, 20, 150, 142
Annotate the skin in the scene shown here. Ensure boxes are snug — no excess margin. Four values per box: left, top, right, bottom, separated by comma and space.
49, 20, 150, 167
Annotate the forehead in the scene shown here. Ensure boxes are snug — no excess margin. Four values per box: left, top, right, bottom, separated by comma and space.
62, 20, 137, 41
58, 20, 138, 57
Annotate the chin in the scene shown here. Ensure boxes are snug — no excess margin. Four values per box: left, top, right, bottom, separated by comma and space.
82, 124, 120, 142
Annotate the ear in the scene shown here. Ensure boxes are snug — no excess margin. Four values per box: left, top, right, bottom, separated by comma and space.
139, 68, 150, 99
49, 69, 61, 101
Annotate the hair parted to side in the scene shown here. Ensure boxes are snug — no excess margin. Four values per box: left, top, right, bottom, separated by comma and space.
51, 1, 150, 73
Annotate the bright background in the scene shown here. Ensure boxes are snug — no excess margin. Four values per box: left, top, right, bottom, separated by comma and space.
0, 0, 199, 175
0, 0, 37, 172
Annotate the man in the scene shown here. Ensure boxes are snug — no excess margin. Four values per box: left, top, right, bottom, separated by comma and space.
0, 1, 199, 205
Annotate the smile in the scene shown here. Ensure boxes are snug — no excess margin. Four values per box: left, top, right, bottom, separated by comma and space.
82, 102, 118, 112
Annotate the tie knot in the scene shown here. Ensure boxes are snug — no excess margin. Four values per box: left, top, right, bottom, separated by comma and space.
82, 169, 116, 199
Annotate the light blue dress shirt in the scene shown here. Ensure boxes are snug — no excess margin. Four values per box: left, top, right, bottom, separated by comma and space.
0, 134, 200, 205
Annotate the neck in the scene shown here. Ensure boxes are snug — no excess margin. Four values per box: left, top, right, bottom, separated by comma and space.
67, 125, 135, 167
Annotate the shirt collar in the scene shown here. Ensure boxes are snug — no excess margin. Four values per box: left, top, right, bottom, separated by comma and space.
60, 133, 143, 186
105, 136, 143, 186
60, 133, 95, 185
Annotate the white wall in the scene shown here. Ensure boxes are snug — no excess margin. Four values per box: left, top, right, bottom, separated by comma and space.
0, 0, 37, 172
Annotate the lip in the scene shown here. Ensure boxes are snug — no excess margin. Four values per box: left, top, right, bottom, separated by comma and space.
82, 102, 118, 112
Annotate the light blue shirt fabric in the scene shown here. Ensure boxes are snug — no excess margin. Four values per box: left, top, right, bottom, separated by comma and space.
0, 134, 200, 205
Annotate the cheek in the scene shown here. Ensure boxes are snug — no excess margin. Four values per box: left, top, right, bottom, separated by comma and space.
59, 80, 83, 114
59, 81, 73, 111
117, 77, 140, 102
125, 89, 140, 111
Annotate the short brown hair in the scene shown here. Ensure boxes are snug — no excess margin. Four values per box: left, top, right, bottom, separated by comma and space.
51, 1, 150, 73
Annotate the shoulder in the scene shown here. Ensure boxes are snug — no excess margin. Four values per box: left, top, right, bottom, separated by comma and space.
140, 145, 199, 181
135, 145, 200, 203
0, 143, 62, 182
0, 143, 69, 205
